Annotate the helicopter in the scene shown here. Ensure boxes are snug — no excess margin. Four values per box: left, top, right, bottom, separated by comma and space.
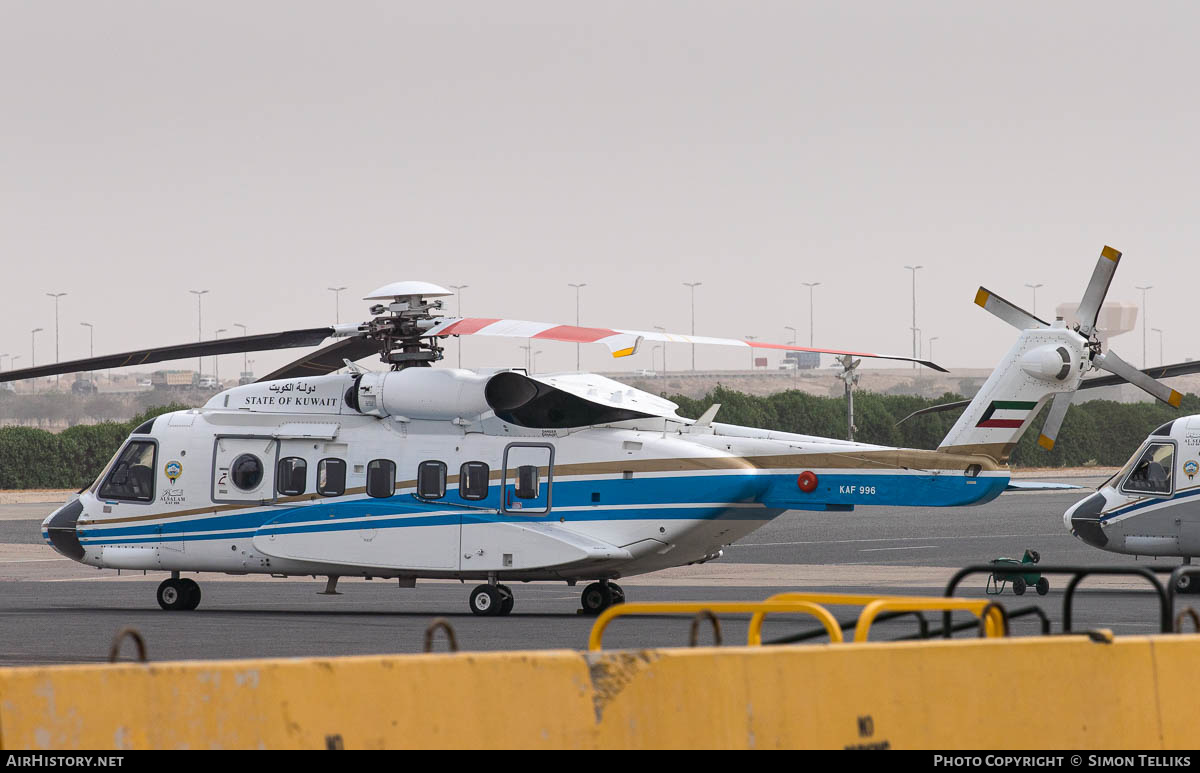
1064, 416, 1200, 592
16, 247, 1186, 616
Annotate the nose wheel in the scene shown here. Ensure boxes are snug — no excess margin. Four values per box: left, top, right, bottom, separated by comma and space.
469, 583, 515, 616
580, 581, 625, 615
157, 578, 202, 611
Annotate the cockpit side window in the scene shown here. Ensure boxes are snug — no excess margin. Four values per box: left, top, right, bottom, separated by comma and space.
98, 440, 157, 502
1121, 441, 1175, 497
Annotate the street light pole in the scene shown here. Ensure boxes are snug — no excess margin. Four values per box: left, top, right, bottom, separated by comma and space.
215, 328, 227, 386
653, 326, 668, 375
1025, 283, 1044, 317
904, 266, 923, 369
746, 335, 758, 369
46, 292, 66, 389
928, 336, 939, 363
80, 322, 94, 386
683, 282, 701, 371
327, 286, 347, 324
189, 289, 209, 378
30, 328, 42, 393
801, 282, 820, 347
449, 285, 468, 369
1135, 284, 1153, 369
568, 283, 587, 372
233, 323, 247, 379
785, 325, 798, 384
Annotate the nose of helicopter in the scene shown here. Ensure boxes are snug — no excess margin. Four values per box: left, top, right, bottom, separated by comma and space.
1064, 492, 1108, 548
42, 498, 86, 560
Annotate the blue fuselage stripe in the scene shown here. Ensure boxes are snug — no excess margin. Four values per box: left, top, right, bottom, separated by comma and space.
76, 471, 1008, 546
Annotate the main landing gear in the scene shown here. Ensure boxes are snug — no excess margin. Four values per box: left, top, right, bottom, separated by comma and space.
580, 581, 625, 615
469, 583, 515, 616
157, 576, 202, 611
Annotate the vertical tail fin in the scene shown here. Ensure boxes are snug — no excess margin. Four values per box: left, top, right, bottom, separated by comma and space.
939, 246, 1181, 463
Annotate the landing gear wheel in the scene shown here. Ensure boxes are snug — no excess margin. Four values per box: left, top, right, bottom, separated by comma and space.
469, 584, 503, 616
1012, 577, 1027, 596
497, 584, 514, 616
157, 578, 190, 611
1035, 578, 1050, 596
580, 582, 614, 615
608, 583, 626, 605
179, 578, 202, 610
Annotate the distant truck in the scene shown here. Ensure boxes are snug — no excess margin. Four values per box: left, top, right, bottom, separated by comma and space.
71, 378, 98, 395
780, 351, 821, 370
152, 370, 197, 390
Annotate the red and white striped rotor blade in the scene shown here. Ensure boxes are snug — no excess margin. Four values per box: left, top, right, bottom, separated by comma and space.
424, 318, 948, 372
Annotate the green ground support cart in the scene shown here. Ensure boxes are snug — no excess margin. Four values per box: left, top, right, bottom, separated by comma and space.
986, 549, 1050, 596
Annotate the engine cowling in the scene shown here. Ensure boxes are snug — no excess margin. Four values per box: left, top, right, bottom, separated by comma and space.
352, 369, 491, 420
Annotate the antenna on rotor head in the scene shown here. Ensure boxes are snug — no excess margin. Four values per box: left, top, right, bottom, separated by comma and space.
361, 281, 454, 370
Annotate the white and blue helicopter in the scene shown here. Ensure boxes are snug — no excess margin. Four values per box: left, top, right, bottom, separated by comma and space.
1063, 414, 1200, 591
14, 247, 1185, 615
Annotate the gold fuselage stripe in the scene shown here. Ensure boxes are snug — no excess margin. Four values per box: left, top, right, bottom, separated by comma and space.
84, 447, 1002, 526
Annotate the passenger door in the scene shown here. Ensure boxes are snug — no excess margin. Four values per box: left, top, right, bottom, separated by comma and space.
501, 443, 554, 514
212, 436, 278, 503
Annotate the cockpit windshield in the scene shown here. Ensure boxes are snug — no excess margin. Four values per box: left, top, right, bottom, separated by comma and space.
1119, 441, 1175, 497
97, 439, 157, 502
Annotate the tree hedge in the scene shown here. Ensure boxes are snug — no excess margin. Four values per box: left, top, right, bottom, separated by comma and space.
670, 386, 1199, 468
0, 390, 1192, 489
0, 404, 189, 489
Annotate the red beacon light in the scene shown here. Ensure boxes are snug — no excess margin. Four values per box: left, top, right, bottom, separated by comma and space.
797, 471, 818, 493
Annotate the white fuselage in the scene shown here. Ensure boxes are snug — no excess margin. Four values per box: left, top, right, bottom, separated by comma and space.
42, 369, 1008, 584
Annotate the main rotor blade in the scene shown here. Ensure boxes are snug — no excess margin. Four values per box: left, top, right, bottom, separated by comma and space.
257, 336, 378, 382
894, 399, 971, 425
1094, 350, 1183, 407
424, 318, 948, 372
973, 288, 1049, 331
1036, 392, 1073, 450
1078, 358, 1200, 391
1075, 245, 1122, 335
0, 327, 336, 383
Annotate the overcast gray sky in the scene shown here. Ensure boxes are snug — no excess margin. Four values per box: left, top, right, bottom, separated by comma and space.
2, 1, 1198, 378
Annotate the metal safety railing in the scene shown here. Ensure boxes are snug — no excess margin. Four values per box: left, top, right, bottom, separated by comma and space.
744, 592, 1008, 645
587, 601, 844, 651
943, 564, 1172, 634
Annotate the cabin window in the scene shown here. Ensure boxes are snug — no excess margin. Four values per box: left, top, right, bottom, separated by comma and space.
367, 459, 396, 498
515, 465, 540, 499
277, 457, 307, 496
98, 440, 157, 502
230, 454, 264, 492
317, 458, 346, 497
460, 462, 490, 500
1121, 442, 1175, 496
417, 461, 447, 500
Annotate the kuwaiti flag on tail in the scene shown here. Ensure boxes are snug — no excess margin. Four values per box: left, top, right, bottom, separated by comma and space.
975, 400, 1039, 429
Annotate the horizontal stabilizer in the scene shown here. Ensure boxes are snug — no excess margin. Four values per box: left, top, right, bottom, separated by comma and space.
1005, 481, 1083, 492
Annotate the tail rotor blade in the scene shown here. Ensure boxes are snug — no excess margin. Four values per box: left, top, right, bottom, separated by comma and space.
1095, 350, 1183, 407
974, 288, 1049, 331
1075, 245, 1122, 335
1036, 392, 1073, 450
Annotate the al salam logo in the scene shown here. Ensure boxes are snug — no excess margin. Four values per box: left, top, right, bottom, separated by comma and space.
1185, 460, 1198, 481
165, 460, 183, 484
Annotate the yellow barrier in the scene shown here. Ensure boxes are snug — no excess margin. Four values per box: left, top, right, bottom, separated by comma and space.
6, 635, 1200, 749
744, 592, 1001, 645
587, 601, 844, 650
